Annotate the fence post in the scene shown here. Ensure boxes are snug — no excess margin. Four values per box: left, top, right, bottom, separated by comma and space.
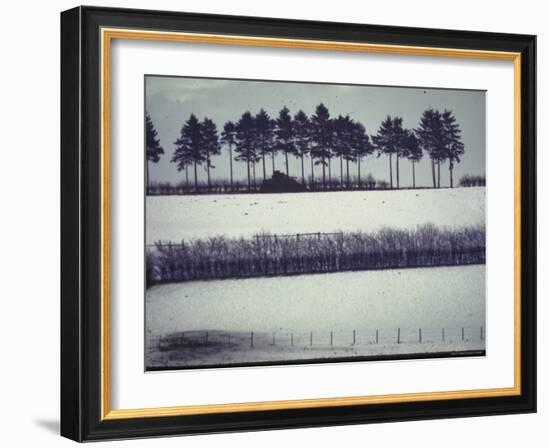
310, 331, 313, 346
442, 328, 445, 342
291, 333, 294, 346
480, 326, 484, 341
330, 331, 333, 346
250, 331, 254, 348
352, 330, 356, 346
419, 328, 422, 343
397, 327, 401, 344
376, 329, 379, 344
461, 327, 465, 341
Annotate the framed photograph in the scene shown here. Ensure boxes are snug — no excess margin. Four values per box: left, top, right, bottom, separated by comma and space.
61, 6, 536, 441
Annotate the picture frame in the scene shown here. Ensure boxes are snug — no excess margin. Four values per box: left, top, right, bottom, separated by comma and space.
60, 5, 536, 442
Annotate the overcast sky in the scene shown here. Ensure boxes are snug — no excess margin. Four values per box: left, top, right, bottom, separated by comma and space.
145, 75, 485, 188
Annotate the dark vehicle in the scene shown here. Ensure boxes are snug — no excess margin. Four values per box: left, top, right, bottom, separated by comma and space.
260, 171, 306, 193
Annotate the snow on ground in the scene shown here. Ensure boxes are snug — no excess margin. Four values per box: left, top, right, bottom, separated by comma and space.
145, 188, 486, 367
146, 338, 485, 369
146, 265, 484, 335
145, 265, 485, 368
146, 187, 485, 243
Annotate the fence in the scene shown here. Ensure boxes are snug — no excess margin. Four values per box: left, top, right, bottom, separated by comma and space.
150, 325, 485, 352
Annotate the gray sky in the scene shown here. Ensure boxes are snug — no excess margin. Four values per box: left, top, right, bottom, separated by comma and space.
145, 75, 485, 188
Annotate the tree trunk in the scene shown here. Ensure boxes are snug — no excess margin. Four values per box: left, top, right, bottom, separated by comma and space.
395, 154, 400, 189
246, 160, 251, 191
185, 165, 189, 191
262, 154, 266, 181
252, 161, 257, 190
328, 158, 332, 187
437, 161, 441, 188
449, 163, 454, 188
431, 158, 436, 188
389, 153, 393, 189
194, 161, 198, 192
271, 151, 275, 174
346, 159, 350, 188
322, 156, 326, 189
229, 145, 233, 190
357, 157, 361, 188
206, 155, 211, 192
301, 154, 305, 185
146, 160, 150, 193
285, 151, 289, 176
412, 161, 416, 189
310, 154, 315, 190
340, 155, 344, 187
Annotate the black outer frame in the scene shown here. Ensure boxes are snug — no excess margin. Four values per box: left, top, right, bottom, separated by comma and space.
60, 6, 536, 442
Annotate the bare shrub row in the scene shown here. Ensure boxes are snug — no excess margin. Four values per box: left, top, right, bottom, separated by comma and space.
146, 174, 389, 196
459, 175, 485, 187
146, 224, 485, 286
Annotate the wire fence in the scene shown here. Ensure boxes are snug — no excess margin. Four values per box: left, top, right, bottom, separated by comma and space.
149, 325, 485, 352
145, 232, 347, 251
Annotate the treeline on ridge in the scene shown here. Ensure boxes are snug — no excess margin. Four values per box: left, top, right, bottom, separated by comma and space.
146, 103, 475, 194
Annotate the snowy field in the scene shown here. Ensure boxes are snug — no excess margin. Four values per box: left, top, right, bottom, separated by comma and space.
146, 265, 485, 368
146, 187, 485, 243
147, 334, 484, 369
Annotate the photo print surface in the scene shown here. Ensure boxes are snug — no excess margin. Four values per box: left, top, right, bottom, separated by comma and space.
144, 75, 486, 370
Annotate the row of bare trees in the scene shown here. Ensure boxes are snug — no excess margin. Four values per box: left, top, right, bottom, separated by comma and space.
146, 104, 466, 192
146, 224, 485, 285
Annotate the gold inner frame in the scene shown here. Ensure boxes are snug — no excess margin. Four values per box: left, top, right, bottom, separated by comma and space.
100, 27, 522, 421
